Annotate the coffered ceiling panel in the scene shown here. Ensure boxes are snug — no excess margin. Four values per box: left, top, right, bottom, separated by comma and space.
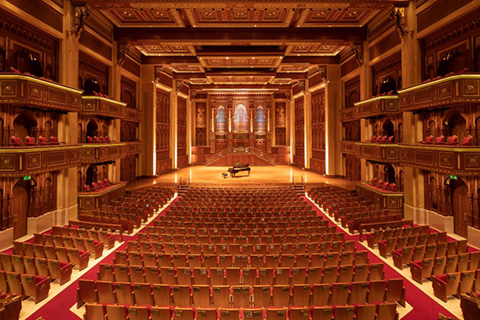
136, 44, 196, 56
199, 56, 283, 69
168, 63, 205, 73
297, 8, 379, 27
286, 44, 345, 56
102, 8, 185, 27
276, 63, 313, 73
184, 8, 295, 28
206, 75, 275, 84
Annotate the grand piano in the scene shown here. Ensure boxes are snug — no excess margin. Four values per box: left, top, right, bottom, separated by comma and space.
228, 162, 251, 177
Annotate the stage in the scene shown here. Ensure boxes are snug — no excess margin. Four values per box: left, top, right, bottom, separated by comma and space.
127, 165, 356, 190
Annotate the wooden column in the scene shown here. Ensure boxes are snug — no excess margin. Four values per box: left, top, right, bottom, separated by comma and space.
139, 65, 156, 176
401, 1, 423, 221
325, 65, 342, 176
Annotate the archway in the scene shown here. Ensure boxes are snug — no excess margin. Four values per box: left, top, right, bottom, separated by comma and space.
13, 179, 30, 239
384, 164, 396, 184
85, 165, 98, 186
451, 178, 468, 237
382, 119, 394, 138
446, 113, 466, 139
13, 112, 37, 141
86, 120, 98, 140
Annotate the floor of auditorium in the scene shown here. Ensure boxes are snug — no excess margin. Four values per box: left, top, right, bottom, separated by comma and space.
127, 165, 357, 190
10, 166, 470, 320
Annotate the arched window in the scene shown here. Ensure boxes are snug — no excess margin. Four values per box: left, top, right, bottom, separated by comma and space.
254, 106, 266, 134
233, 104, 249, 133
215, 106, 227, 133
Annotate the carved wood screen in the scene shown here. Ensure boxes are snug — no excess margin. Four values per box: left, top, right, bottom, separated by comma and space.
177, 96, 188, 168
275, 101, 286, 145
121, 76, 137, 109
79, 52, 109, 95
310, 89, 326, 174
195, 101, 207, 146
156, 89, 171, 175
294, 97, 305, 168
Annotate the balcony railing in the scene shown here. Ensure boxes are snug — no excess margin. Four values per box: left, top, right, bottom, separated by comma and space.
0, 73, 82, 112
398, 74, 480, 111
354, 142, 400, 163
81, 143, 127, 164
0, 144, 81, 177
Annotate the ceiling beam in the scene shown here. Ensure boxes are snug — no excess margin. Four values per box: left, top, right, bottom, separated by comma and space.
282, 56, 340, 64
116, 27, 366, 43
173, 72, 308, 80
141, 56, 199, 64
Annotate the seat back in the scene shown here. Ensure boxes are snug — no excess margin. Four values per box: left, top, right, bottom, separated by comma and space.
133, 283, 153, 306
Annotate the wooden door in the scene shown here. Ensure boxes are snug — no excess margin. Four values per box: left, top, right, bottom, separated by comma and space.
13, 180, 29, 239
452, 179, 468, 237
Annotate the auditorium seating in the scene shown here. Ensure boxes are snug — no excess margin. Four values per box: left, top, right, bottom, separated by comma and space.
77, 186, 403, 320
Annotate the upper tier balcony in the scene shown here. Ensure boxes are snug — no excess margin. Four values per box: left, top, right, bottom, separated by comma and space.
81, 96, 141, 122
340, 95, 399, 122
398, 73, 480, 112
81, 142, 127, 164
0, 144, 81, 177
0, 73, 82, 112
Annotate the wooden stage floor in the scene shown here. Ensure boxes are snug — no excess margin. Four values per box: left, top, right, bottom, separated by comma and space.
127, 165, 357, 190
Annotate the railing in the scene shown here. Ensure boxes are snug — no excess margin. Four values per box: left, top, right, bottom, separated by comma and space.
205, 147, 275, 165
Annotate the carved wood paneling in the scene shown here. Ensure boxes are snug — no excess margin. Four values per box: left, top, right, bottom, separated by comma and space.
195, 101, 207, 146
294, 96, 304, 167
156, 89, 171, 174
311, 89, 325, 174
177, 96, 188, 168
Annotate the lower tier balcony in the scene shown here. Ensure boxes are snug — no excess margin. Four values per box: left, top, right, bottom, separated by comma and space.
356, 182, 404, 212
0, 145, 80, 177
77, 181, 127, 213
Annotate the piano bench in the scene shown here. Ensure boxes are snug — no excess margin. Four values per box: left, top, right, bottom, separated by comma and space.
222, 173, 228, 179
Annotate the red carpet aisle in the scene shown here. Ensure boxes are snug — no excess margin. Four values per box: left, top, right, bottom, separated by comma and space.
303, 196, 458, 320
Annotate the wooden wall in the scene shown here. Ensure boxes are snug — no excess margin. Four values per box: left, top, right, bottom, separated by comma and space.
156, 89, 171, 175
294, 97, 304, 168
310, 89, 326, 175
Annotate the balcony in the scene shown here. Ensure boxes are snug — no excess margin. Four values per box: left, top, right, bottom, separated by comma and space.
356, 182, 404, 212
399, 144, 480, 175
0, 145, 81, 177
340, 141, 357, 155
354, 95, 399, 118
82, 96, 127, 119
124, 107, 142, 123
125, 141, 141, 156
340, 107, 358, 122
398, 74, 480, 112
81, 143, 127, 164
78, 181, 127, 213
354, 142, 400, 163
0, 73, 82, 112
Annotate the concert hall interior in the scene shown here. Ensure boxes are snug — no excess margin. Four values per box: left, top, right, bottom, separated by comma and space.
1, 0, 480, 319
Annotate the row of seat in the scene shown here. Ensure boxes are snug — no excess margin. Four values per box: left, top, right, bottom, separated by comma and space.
0, 271, 50, 304
83, 303, 399, 320
379, 238, 466, 258
26, 234, 104, 259
144, 225, 337, 236
77, 214, 134, 234
432, 269, 480, 302
0, 293, 21, 320
78, 279, 403, 309
393, 247, 478, 271
127, 241, 357, 256
97, 264, 385, 286
114, 251, 370, 268
366, 226, 441, 248
50, 226, 116, 249
139, 231, 342, 244
410, 255, 480, 284
0, 256, 72, 285
5, 247, 89, 270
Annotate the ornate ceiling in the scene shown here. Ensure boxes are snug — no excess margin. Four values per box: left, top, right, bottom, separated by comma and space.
76, 0, 407, 86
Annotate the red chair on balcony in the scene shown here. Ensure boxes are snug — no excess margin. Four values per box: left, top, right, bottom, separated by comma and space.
371, 136, 376, 142
388, 136, 394, 143
423, 135, 434, 144
389, 183, 396, 192
446, 135, 458, 145
104, 179, 110, 186
91, 182, 98, 191
381, 136, 388, 142
383, 182, 389, 190
93, 136, 100, 143
25, 136, 35, 146
105, 136, 111, 143
435, 136, 445, 144
97, 181, 104, 189
99, 136, 105, 143
10, 136, 21, 146
376, 136, 382, 142
87, 136, 93, 143
371, 178, 377, 186
84, 185, 91, 192
377, 180, 383, 189
462, 135, 473, 146
38, 136, 47, 145
50, 136, 59, 145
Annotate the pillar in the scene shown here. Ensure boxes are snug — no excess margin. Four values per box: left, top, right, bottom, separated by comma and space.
325, 65, 342, 176
139, 65, 156, 176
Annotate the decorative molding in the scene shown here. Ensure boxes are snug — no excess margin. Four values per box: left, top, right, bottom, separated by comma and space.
117, 43, 130, 66
72, 6, 90, 39
390, 7, 408, 38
